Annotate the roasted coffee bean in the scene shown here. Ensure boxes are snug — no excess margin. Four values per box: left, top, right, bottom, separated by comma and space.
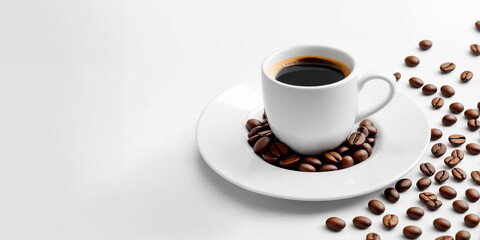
434, 170, 449, 183
366, 232, 381, 240
440, 85, 455, 97
253, 137, 271, 154
360, 119, 374, 127
325, 217, 345, 231
384, 188, 400, 203
336, 146, 350, 156
248, 124, 269, 137
464, 213, 480, 227
426, 199, 442, 210
366, 137, 375, 146
465, 188, 480, 202
431, 128, 443, 140
395, 178, 412, 192
270, 141, 289, 157
442, 114, 457, 126
452, 168, 467, 181
467, 119, 480, 131
435, 236, 453, 240
432, 97, 444, 109
246, 119, 263, 131
419, 192, 437, 203
352, 216, 371, 229
422, 84, 437, 95
440, 62, 456, 73
403, 226, 422, 239
419, 40, 432, 50
471, 170, 480, 184
405, 56, 420, 67
279, 155, 301, 169
406, 207, 424, 220
450, 102, 464, 114
432, 143, 447, 157
347, 132, 366, 147
382, 214, 398, 229
455, 230, 471, 240
464, 109, 479, 119
363, 143, 373, 156
470, 44, 480, 56
357, 126, 369, 136
298, 163, 316, 172
353, 149, 369, 163
449, 134, 466, 146
476, 20, 480, 30
444, 156, 461, 168
261, 152, 278, 164
302, 157, 322, 168
452, 200, 469, 213
319, 164, 338, 172
394, 72, 401, 81
365, 125, 377, 137
324, 151, 342, 164
439, 185, 457, 199
409, 77, 424, 88
368, 200, 385, 215
478, 101, 480, 110
420, 162, 436, 176
460, 71, 473, 82
248, 135, 261, 146
339, 155, 354, 169
451, 149, 465, 160
466, 143, 480, 155
433, 218, 451, 231
256, 130, 273, 138
417, 177, 432, 190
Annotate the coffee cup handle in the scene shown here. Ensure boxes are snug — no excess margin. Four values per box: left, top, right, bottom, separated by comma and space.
355, 73, 397, 122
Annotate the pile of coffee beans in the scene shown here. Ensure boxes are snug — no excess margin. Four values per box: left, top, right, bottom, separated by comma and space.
246, 112, 378, 172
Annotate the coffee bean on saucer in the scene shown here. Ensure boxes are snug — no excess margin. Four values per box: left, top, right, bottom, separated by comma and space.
464, 213, 480, 227
324, 151, 342, 164
449, 134, 466, 146
353, 149, 369, 163
366, 137, 375, 146
279, 155, 301, 169
422, 84, 437, 95
368, 200, 385, 215
431, 128, 443, 140
432, 97, 444, 109
464, 109, 479, 119
360, 119, 374, 127
246, 119, 263, 131
382, 214, 399, 229
450, 102, 464, 114
444, 156, 461, 168
403, 225, 422, 239
409, 77, 424, 88
357, 126, 369, 136
478, 101, 480, 110
461, 71, 473, 82
395, 178, 412, 192
452, 199, 469, 213
406, 207, 424, 220
417, 177, 432, 190
419, 192, 437, 203
270, 141, 289, 157
466, 188, 480, 202
442, 114, 457, 126
261, 152, 278, 164
471, 171, 480, 184
405, 56, 420, 67
439, 185, 457, 199
440, 85, 455, 97
365, 125, 377, 137
347, 132, 366, 147
247, 124, 269, 137
325, 217, 345, 231
248, 135, 261, 146
302, 157, 322, 168
432, 143, 447, 157
440, 62, 456, 73
298, 163, 316, 172
339, 156, 354, 169
420, 162, 436, 176
452, 167, 467, 181
353, 216, 371, 229
419, 40, 432, 50
262, 111, 267, 119
467, 119, 480, 130
384, 188, 400, 203
366, 233, 381, 240
435, 235, 453, 240
455, 230, 471, 240
362, 143, 372, 156
336, 146, 350, 156
426, 199, 442, 210
319, 164, 338, 172
466, 143, 480, 155
451, 149, 465, 160
253, 137, 271, 154
434, 170, 449, 183
470, 44, 480, 56
394, 72, 401, 81
433, 218, 451, 231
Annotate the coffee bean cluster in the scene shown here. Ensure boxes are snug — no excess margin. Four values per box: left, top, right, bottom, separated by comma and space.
246, 112, 378, 172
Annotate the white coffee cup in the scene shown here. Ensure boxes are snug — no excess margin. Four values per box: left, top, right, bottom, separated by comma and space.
261, 45, 396, 155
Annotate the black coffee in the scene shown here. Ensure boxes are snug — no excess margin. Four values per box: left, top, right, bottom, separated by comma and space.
271, 56, 350, 87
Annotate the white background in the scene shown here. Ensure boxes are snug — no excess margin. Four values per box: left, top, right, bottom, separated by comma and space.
1, 0, 480, 239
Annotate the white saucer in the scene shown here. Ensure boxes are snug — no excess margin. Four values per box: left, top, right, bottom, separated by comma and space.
196, 81, 429, 201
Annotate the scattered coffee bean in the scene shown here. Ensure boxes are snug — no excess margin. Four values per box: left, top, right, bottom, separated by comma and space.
439, 186, 457, 199
406, 207, 424, 220
470, 44, 480, 56
336, 146, 350, 156
466, 143, 480, 155
357, 126, 369, 137
476, 20, 480, 30
324, 151, 342, 164
432, 143, 447, 157
426, 199, 443, 210
464, 109, 479, 119
464, 213, 480, 227
270, 141, 289, 157
451, 149, 465, 160
433, 218, 451, 231
471, 170, 480, 184
432, 97, 444, 109
261, 152, 278, 164
442, 114, 457, 126
363, 143, 373, 156
384, 188, 400, 203
452, 200, 469, 213
478, 101, 480, 110
440, 85, 455, 97
449, 134, 466, 146
253, 137, 271, 154
382, 214, 399, 229
450, 102, 464, 114
325, 217, 346, 231
298, 163, 316, 172
409, 77, 424, 88
465, 188, 480, 202
353, 149, 369, 163
417, 177, 432, 190
440, 62, 456, 73
467, 119, 480, 131
365, 125, 378, 137
279, 155, 300, 169
366, 137, 375, 146
368, 200, 385, 215
347, 132, 366, 147
319, 164, 338, 172
455, 230, 471, 240
419, 192, 437, 203
431, 128, 443, 140
460, 71, 473, 82
353, 216, 371, 229
444, 156, 461, 168
434, 170, 449, 183
246, 119, 263, 131
339, 155, 354, 169
452, 167, 467, 181
395, 178, 412, 192
405, 56, 420, 67
360, 119, 374, 127
366, 232, 381, 240
302, 157, 322, 168
422, 84, 437, 95
403, 226, 422, 239
419, 40, 432, 50
247, 124, 269, 137
394, 72, 401, 81
420, 162, 436, 176
435, 236, 453, 240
